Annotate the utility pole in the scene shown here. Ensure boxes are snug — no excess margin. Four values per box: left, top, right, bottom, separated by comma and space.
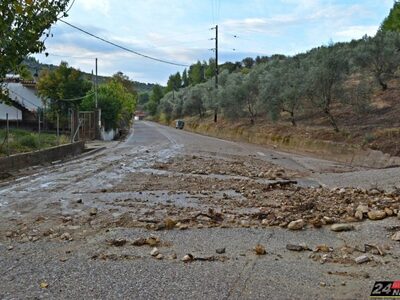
211, 24, 219, 123
95, 58, 98, 109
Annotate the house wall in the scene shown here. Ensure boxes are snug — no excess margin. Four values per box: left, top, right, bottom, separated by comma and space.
5, 82, 42, 111
0, 103, 22, 120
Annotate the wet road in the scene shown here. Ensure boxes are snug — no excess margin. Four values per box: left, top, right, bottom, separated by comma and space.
1, 121, 399, 299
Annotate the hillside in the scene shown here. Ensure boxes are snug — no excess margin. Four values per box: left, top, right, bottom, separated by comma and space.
23, 57, 157, 93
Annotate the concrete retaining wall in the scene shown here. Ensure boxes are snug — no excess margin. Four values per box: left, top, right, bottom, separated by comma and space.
184, 122, 400, 169
0, 141, 85, 172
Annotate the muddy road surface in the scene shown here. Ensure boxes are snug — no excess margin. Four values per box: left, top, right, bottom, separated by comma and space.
1, 121, 400, 299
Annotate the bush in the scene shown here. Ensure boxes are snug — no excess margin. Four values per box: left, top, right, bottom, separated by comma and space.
19, 134, 39, 149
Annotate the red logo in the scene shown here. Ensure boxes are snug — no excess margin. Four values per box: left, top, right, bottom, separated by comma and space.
392, 281, 400, 290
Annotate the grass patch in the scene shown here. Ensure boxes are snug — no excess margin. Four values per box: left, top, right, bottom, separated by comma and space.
0, 129, 69, 157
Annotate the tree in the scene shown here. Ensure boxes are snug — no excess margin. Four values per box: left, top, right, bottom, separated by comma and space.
204, 58, 216, 79
381, 1, 400, 32
306, 46, 348, 132
261, 58, 307, 126
355, 32, 400, 90
112, 71, 138, 95
81, 79, 136, 130
188, 61, 205, 85
184, 85, 205, 117
165, 72, 182, 93
242, 57, 255, 69
146, 84, 164, 116
182, 69, 189, 87
0, 0, 70, 101
37, 62, 91, 127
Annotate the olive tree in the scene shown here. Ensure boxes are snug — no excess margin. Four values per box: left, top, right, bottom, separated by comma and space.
306, 46, 349, 132
355, 32, 400, 90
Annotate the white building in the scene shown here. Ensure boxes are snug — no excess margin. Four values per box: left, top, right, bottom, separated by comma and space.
0, 78, 42, 122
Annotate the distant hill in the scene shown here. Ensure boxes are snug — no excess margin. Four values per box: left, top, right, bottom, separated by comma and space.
23, 57, 157, 94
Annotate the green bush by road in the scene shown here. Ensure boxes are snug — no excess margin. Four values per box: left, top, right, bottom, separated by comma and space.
0, 129, 69, 157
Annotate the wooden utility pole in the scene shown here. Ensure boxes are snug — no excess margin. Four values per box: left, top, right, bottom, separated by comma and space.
211, 25, 219, 123
95, 58, 98, 109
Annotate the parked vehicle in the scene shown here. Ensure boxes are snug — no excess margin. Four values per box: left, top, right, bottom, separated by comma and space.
175, 120, 184, 129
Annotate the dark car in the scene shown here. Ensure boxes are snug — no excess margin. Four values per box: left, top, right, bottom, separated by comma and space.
175, 120, 185, 129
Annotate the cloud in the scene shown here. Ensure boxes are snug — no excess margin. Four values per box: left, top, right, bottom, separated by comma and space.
334, 25, 379, 39
79, 0, 110, 16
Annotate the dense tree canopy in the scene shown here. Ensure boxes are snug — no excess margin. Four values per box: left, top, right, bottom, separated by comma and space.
381, 1, 400, 32
0, 0, 70, 93
152, 30, 400, 132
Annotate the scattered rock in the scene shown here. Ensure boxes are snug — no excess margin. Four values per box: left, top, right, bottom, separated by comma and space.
76, 199, 83, 204
107, 238, 127, 247
368, 210, 386, 220
182, 254, 194, 262
155, 254, 164, 260
314, 244, 332, 253
355, 210, 363, 220
146, 236, 160, 247
7, 245, 13, 251
286, 244, 308, 251
150, 247, 159, 257
89, 208, 98, 216
254, 244, 266, 255
288, 219, 305, 230
319, 282, 326, 287
384, 208, 394, 216
164, 218, 177, 230
40, 282, 49, 289
168, 253, 177, 260
60, 232, 72, 241
132, 238, 147, 246
5, 231, 12, 238
391, 231, 400, 241
355, 255, 370, 264
356, 205, 369, 214
261, 219, 269, 226
216, 248, 226, 254
330, 224, 354, 232
322, 216, 335, 224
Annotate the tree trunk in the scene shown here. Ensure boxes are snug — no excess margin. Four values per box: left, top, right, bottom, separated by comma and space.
290, 110, 296, 127
377, 76, 388, 91
324, 108, 339, 132
214, 108, 218, 123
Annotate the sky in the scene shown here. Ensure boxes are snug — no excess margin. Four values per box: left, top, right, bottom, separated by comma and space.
34, 0, 395, 85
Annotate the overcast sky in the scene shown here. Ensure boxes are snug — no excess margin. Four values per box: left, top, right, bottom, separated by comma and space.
34, 0, 394, 85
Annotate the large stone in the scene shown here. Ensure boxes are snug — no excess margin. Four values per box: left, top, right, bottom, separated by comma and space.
330, 224, 354, 232
392, 231, 400, 241
367, 210, 387, 220
355, 210, 363, 220
355, 255, 370, 264
288, 219, 305, 230
150, 247, 159, 256
356, 205, 369, 214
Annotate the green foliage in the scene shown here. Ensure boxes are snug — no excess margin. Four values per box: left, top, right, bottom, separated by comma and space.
355, 32, 400, 90
19, 134, 39, 149
0, 0, 70, 83
188, 61, 205, 85
165, 72, 182, 93
146, 84, 164, 116
0, 129, 68, 156
80, 79, 136, 130
37, 62, 91, 127
381, 1, 400, 32
154, 28, 400, 132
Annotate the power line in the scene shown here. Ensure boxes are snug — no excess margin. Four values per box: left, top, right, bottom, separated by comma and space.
58, 19, 190, 67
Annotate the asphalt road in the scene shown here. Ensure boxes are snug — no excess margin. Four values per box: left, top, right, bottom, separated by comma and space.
0, 121, 399, 300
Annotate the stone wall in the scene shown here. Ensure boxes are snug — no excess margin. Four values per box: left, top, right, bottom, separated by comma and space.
0, 141, 85, 172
